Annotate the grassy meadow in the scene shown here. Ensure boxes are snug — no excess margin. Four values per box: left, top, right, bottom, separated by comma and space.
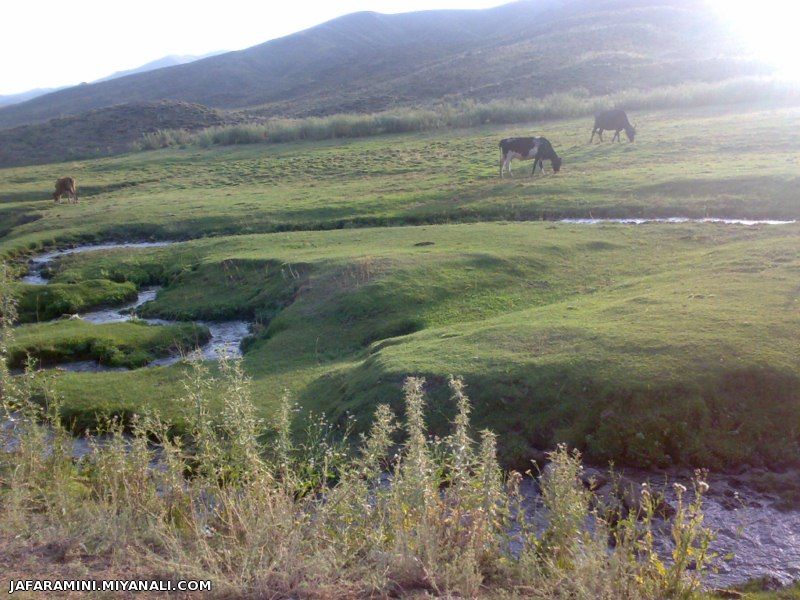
2, 104, 800, 470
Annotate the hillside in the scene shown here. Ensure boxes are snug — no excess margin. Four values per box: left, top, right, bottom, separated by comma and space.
0, 87, 63, 108
0, 101, 233, 167
0, 0, 763, 130
93, 52, 225, 83
0, 53, 221, 110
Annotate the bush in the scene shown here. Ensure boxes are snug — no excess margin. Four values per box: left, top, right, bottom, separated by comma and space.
132, 77, 800, 154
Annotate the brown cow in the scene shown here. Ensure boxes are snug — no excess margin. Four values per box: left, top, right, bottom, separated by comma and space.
52, 177, 78, 204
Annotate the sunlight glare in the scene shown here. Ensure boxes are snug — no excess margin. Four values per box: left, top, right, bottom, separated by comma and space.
708, 0, 800, 80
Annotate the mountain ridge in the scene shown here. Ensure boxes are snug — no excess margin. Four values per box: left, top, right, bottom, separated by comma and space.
0, 0, 761, 130
0, 52, 223, 109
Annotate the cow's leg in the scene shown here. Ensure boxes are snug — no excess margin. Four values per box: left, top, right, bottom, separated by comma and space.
590, 128, 596, 143
598, 129, 604, 142
501, 153, 512, 178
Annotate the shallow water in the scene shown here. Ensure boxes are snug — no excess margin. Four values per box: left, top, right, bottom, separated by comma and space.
20, 242, 251, 370
21, 242, 174, 285
517, 472, 800, 588
559, 217, 796, 226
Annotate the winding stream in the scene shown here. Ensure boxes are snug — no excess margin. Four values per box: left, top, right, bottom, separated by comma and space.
9, 232, 800, 590
21, 242, 251, 371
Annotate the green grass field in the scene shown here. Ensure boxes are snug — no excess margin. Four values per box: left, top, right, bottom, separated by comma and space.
2, 104, 800, 469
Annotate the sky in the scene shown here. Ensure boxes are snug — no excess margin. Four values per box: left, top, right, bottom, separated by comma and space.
2, 0, 800, 96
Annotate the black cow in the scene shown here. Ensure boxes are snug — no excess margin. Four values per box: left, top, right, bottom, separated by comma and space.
590, 109, 636, 143
499, 137, 562, 177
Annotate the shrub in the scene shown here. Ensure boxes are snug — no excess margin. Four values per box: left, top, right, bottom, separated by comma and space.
132, 76, 800, 154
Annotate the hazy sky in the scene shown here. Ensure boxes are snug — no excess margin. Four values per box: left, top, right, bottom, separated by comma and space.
2, 0, 799, 96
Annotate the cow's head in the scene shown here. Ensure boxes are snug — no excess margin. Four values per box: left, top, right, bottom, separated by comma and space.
625, 124, 636, 142
552, 156, 562, 173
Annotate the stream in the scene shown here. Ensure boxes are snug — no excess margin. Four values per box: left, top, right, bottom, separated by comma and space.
20, 242, 251, 371
559, 217, 797, 226
8, 233, 800, 590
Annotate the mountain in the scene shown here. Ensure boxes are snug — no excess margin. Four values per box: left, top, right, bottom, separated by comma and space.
93, 52, 225, 83
0, 0, 763, 130
0, 87, 64, 108
0, 53, 223, 110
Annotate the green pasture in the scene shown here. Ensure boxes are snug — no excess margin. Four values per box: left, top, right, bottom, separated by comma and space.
1, 104, 799, 469
1, 105, 799, 257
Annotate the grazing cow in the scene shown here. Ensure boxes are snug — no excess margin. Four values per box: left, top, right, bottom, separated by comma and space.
590, 109, 636, 143
499, 137, 562, 177
530, 137, 562, 175
52, 177, 78, 204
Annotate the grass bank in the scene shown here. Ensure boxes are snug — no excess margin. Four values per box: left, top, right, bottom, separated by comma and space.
9, 319, 210, 370
14, 279, 138, 323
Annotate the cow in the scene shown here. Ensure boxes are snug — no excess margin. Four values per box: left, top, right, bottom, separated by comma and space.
499, 137, 562, 177
52, 177, 78, 204
590, 109, 636, 143
530, 137, 562, 175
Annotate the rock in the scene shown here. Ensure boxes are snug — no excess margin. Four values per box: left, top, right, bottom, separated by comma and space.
618, 477, 676, 519
528, 447, 549, 469
708, 589, 744, 599
580, 467, 608, 490
737, 575, 784, 592
592, 482, 624, 518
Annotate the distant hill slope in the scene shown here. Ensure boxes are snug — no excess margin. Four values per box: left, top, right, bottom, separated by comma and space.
0, 53, 222, 109
93, 52, 225, 83
0, 0, 763, 129
0, 87, 64, 108
0, 101, 232, 167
